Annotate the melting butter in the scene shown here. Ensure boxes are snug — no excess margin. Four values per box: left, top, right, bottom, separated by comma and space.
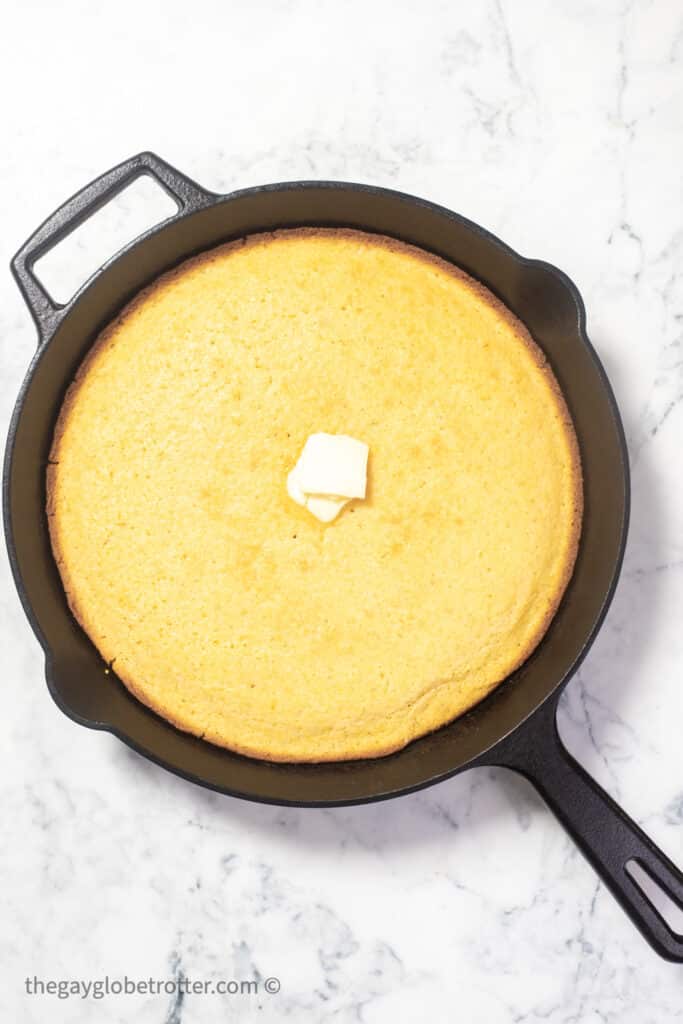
287, 433, 369, 523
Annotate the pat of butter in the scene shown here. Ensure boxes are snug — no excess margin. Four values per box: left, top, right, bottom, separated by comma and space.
287, 433, 369, 523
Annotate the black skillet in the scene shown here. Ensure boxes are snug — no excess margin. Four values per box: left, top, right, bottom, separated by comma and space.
5, 153, 683, 960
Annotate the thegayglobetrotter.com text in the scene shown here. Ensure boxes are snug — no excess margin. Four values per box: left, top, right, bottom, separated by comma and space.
25, 975, 281, 1000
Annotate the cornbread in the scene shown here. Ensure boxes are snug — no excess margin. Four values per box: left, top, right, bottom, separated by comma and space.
47, 228, 582, 762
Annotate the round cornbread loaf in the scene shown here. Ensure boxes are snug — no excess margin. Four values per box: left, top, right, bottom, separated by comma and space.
47, 229, 582, 762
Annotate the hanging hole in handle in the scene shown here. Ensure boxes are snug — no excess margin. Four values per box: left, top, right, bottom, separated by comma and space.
626, 859, 683, 935
31, 175, 180, 306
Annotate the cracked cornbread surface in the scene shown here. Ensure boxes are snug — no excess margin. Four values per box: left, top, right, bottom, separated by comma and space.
47, 228, 582, 762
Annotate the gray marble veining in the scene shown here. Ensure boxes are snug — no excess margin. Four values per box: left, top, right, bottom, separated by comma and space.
1, 0, 682, 1021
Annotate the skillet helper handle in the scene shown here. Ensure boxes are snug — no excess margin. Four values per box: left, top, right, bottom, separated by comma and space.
493, 697, 683, 961
11, 151, 214, 341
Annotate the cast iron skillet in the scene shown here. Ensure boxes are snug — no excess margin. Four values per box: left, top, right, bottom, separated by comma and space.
5, 153, 683, 960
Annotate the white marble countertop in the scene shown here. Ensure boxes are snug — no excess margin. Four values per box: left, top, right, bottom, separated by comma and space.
1, 1, 682, 1020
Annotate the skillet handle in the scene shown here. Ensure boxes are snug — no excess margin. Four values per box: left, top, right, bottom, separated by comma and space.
491, 696, 683, 961
11, 151, 215, 341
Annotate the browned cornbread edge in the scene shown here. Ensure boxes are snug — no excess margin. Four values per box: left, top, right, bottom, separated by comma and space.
46, 228, 584, 763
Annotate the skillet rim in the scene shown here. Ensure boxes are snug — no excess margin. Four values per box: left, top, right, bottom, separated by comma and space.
3, 176, 630, 805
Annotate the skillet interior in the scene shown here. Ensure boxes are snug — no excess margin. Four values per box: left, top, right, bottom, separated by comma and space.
4, 184, 628, 804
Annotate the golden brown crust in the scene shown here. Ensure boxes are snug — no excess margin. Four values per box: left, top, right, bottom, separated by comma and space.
47, 227, 583, 763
